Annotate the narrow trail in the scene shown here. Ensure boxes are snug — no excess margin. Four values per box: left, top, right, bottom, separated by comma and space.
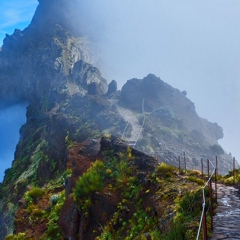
210, 184, 240, 240
116, 104, 142, 142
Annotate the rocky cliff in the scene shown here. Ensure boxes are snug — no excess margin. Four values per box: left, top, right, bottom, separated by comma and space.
0, 0, 232, 239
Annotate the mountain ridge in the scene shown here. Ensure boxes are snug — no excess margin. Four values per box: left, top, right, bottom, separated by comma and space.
0, 0, 233, 238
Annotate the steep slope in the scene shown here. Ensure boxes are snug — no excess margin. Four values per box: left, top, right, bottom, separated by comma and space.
0, 0, 233, 239
6, 136, 210, 240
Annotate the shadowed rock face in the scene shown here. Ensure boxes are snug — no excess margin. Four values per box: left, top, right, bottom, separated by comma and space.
32, 0, 80, 34
107, 80, 118, 96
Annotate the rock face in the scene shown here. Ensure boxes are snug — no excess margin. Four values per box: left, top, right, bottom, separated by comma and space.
120, 74, 223, 144
0, 0, 232, 239
0, 0, 106, 103
107, 79, 118, 96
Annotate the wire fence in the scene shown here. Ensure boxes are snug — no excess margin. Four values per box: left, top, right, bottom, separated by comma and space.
120, 98, 239, 239
196, 158, 216, 240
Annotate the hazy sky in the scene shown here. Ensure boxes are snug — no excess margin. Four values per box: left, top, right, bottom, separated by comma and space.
0, 0, 37, 43
0, 0, 239, 181
83, 0, 240, 160
0, 104, 26, 182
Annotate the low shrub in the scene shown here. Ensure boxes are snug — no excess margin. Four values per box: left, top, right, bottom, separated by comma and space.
74, 160, 106, 200
5, 233, 26, 240
224, 176, 234, 185
186, 176, 205, 186
163, 221, 185, 240
156, 163, 176, 178
45, 190, 65, 239
189, 170, 202, 176
25, 187, 45, 202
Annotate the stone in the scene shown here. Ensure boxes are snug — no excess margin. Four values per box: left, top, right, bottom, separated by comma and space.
107, 79, 117, 95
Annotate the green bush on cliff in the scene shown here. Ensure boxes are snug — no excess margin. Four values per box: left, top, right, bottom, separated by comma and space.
45, 190, 66, 239
74, 160, 106, 200
156, 162, 176, 178
5, 232, 27, 240
24, 187, 45, 203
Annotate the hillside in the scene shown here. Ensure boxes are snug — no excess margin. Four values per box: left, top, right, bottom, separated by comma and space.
0, 0, 233, 239
3, 136, 211, 239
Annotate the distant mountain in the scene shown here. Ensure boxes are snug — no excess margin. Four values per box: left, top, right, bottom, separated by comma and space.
0, 0, 232, 238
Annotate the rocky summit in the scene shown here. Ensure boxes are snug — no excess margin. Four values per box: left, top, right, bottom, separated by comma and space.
0, 0, 233, 239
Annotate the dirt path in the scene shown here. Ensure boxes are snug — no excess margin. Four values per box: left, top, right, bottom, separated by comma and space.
115, 104, 142, 142
210, 184, 240, 239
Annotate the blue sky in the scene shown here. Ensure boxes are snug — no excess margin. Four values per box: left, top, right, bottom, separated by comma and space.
0, 0, 38, 46
0, 0, 239, 182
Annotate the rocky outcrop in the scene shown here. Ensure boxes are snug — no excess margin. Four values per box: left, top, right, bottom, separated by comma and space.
107, 80, 118, 95
120, 74, 223, 144
0, 0, 107, 103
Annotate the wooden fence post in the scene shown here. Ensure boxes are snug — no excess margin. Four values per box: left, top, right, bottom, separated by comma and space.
207, 159, 210, 178
209, 179, 213, 230
233, 157, 236, 184
201, 158, 203, 179
184, 151, 186, 172
215, 156, 218, 201
178, 156, 181, 175
202, 194, 208, 240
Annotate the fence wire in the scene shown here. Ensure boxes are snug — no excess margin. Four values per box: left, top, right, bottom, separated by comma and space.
196, 159, 216, 240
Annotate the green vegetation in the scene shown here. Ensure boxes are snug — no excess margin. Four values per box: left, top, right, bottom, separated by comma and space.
73, 149, 162, 239
24, 187, 45, 202
186, 176, 205, 186
156, 162, 177, 178
223, 168, 240, 185
179, 190, 205, 238
5, 171, 67, 239
74, 160, 105, 210
73, 146, 213, 239
2, 136, 220, 240
44, 190, 65, 240
162, 222, 185, 240
5, 232, 27, 240
65, 131, 74, 149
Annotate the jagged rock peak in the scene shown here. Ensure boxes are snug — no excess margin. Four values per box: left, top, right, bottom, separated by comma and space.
31, 0, 80, 34
107, 80, 118, 95
0, 0, 107, 103
119, 73, 223, 144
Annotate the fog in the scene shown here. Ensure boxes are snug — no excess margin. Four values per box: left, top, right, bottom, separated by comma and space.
72, 0, 240, 159
0, 104, 27, 182
0, 0, 239, 182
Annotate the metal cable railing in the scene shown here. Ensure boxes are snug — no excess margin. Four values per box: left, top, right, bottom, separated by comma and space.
196, 158, 216, 240
121, 121, 129, 139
